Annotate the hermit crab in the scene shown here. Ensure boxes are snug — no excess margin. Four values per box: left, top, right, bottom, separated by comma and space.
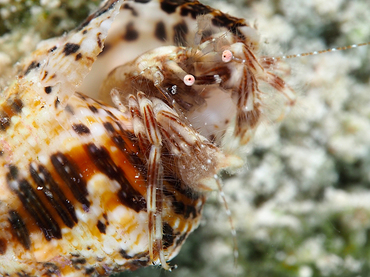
1, 0, 369, 277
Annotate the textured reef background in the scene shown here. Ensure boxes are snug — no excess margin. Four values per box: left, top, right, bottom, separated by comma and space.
1, 0, 370, 277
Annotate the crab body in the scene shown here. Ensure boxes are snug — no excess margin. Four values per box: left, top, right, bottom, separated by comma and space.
100, 28, 294, 149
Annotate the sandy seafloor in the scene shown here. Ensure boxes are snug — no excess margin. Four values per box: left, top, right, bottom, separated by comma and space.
1, 0, 370, 277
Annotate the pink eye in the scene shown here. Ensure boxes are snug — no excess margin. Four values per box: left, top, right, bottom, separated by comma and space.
222, 50, 233, 62
183, 74, 195, 86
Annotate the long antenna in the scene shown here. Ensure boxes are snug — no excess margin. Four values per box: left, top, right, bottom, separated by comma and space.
214, 174, 239, 276
274, 42, 370, 60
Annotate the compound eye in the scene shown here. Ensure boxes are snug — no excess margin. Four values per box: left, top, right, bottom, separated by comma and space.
222, 50, 233, 63
183, 74, 195, 86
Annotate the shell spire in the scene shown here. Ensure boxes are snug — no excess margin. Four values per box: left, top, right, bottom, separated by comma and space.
19, 0, 124, 109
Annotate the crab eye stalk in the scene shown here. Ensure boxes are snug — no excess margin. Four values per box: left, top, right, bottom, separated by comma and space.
183, 74, 195, 86
222, 50, 233, 63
